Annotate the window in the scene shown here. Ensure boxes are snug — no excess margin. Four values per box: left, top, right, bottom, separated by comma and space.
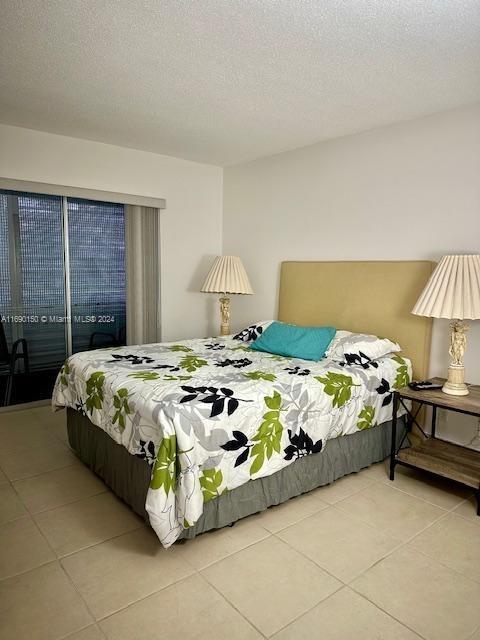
0, 189, 126, 401
67, 198, 126, 353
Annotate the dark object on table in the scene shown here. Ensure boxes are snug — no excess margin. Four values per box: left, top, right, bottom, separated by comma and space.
408, 380, 443, 391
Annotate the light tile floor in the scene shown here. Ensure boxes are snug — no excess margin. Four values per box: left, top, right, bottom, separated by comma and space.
1, 406, 480, 640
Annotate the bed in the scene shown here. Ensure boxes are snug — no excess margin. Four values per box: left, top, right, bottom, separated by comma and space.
53, 260, 434, 547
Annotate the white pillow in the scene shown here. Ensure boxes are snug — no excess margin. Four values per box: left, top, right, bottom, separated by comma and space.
326, 330, 401, 362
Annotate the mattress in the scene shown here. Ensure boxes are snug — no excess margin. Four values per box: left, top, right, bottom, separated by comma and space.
53, 334, 411, 547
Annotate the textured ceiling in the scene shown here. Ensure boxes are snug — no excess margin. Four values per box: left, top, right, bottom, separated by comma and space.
1, 1, 479, 166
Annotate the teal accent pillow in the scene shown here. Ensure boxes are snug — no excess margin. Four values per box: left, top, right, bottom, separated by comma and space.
250, 322, 336, 361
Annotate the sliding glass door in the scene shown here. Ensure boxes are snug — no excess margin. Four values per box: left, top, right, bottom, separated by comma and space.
0, 191, 66, 370
68, 198, 126, 353
0, 189, 126, 405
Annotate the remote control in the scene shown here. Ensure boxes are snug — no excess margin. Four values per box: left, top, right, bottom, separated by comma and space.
408, 380, 443, 391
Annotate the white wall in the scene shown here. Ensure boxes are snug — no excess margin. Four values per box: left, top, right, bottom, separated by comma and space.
224, 104, 480, 445
0, 124, 223, 341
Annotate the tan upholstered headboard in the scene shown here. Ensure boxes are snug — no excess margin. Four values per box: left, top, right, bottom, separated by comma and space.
278, 261, 434, 380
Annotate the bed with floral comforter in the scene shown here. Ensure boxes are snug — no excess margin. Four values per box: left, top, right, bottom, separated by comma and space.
52, 333, 410, 547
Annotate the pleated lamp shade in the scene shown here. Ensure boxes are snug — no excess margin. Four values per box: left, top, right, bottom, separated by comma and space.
201, 256, 253, 295
412, 255, 480, 319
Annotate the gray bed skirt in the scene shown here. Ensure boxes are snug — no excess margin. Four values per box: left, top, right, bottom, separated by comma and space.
67, 408, 406, 540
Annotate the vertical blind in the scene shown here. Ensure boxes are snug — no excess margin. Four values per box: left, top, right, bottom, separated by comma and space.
0, 189, 126, 370
68, 198, 126, 353
18, 193, 66, 367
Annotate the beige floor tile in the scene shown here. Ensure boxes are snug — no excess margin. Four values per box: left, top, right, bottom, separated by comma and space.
383, 465, 472, 510
100, 573, 262, 640
62, 526, 194, 620
0, 411, 57, 454
0, 516, 55, 579
358, 459, 390, 480
317, 472, 375, 504
63, 625, 106, 640
411, 513, 480, 583
453, 496, 480, 522
253, 489, 329, 532
273, 586, 421, 640
0, 408, 39, 428
337, 480, 445, 539
0, 562, 93, 640
202, 535, 341, 637
0, 482, 27, 524
0, 439, 76, 481
468, 626, 480, 640
352, 546, 480, 640
31, 405, 65, 427
53, 422, 69, 445
177, 516, 270, 569
35, 491, 143, 557
0, 466, 8, 484
32, 406, 69, 443
278, 505, 400, 582
14, 462, 106, 513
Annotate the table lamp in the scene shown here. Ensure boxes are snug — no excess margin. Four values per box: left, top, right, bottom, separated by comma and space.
412, 254, 480, 396
201, 255, 253, 335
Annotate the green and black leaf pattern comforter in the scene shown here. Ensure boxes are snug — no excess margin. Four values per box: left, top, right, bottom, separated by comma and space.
52, 335, 411, 547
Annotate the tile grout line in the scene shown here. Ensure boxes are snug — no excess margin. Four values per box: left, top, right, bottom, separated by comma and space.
339, 505, 455, 583
178, 522, 275, 570
94, 571, 213, 631
249, 498, 330, 536
180, 523, 272, 571
9, 495, 101, 628
271, 530, 349, 587
266, 484, 469, 637
6, 458, 81, 484
1, 488, 102, 639
271, 581, 426, 640
378, 476, 474, 508
198, 566, 270, 639
182, 510, 345, 639
264, 582, 346, 638
332, 483, 453, 537
467, 620, 480, 640
17, 486, 109, 518
52, 520, 146, 561
347, 583, 428, 640
264, 529, 419, 636
410, 544, 480, 587
59, 624, 107, 640
345, 498, 480, 640
57, 558, 105, 631
11, 473, 108, 518
449, 498, 480, 526
57, 550, 209, 633
339, 475, 462, 512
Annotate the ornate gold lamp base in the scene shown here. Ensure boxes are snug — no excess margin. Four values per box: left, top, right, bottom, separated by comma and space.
219, 296, 231, 336
442, 320, 469, 396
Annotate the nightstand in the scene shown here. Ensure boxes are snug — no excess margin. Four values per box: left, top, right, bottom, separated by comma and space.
390, 377, 480, 515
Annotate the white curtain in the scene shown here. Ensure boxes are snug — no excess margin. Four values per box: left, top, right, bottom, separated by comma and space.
125, 205, 161, 345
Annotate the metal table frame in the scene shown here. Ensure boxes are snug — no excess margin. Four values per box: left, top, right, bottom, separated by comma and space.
390, 390, 480, 515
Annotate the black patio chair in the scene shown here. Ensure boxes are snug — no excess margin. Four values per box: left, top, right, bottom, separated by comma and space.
0, 322, 30, 406
88, 325, 126, 350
